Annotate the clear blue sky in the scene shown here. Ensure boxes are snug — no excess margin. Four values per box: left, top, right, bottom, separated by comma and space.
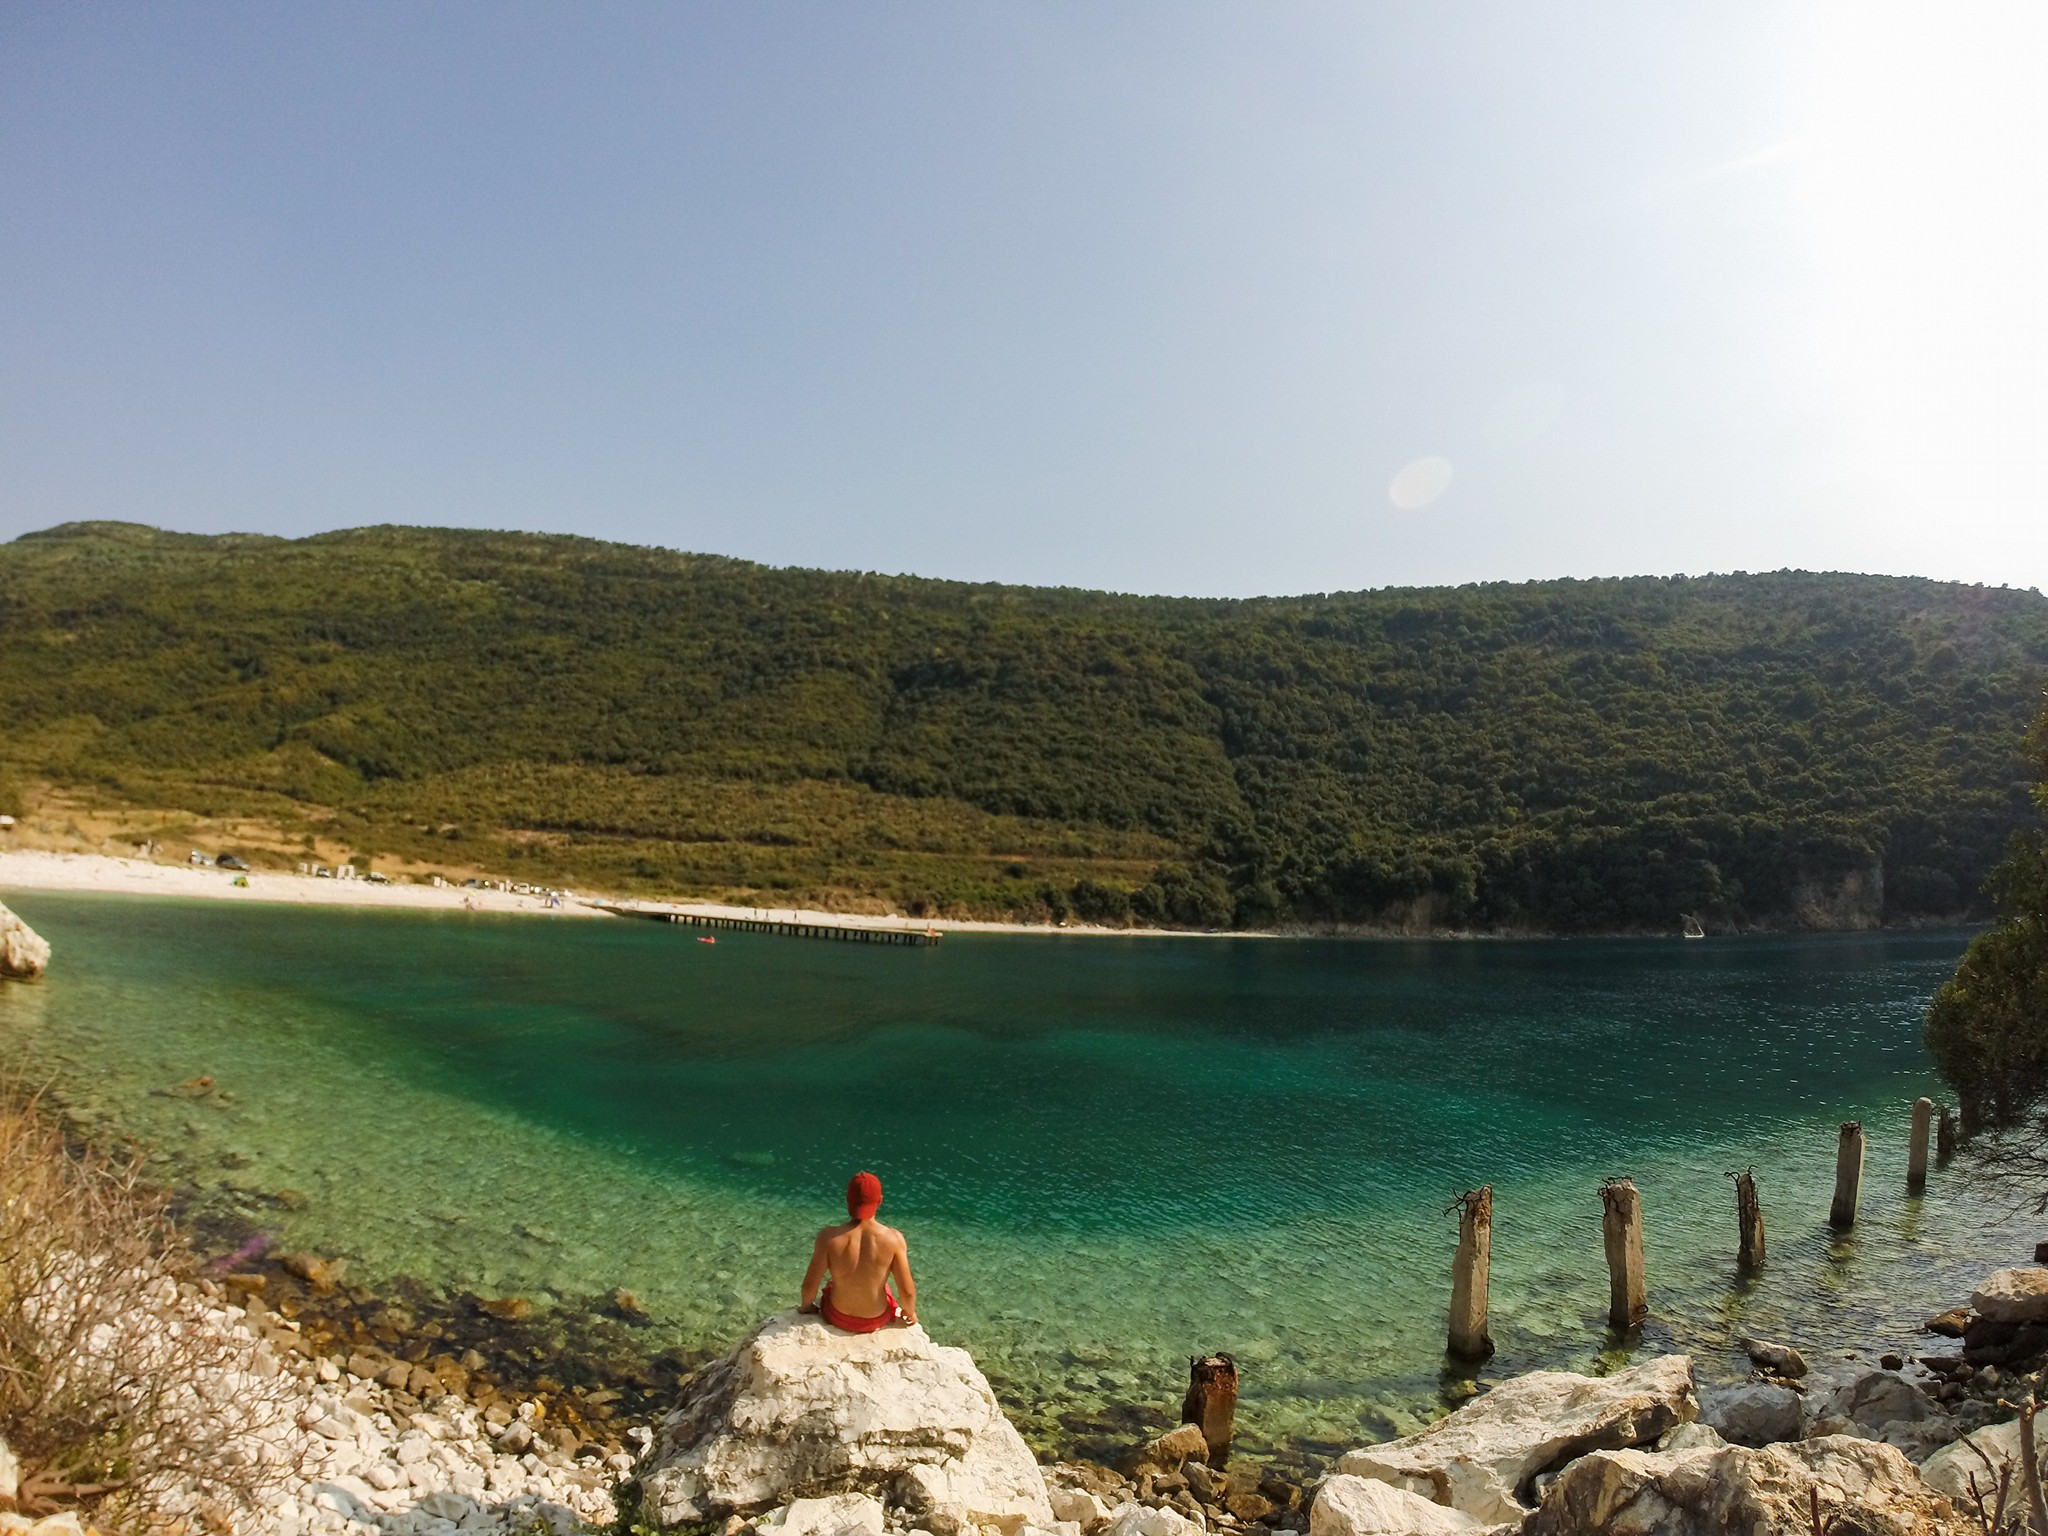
4, 4, 2044, 596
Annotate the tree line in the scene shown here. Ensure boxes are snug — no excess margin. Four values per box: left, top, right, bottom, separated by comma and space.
2, 520, 2044, 930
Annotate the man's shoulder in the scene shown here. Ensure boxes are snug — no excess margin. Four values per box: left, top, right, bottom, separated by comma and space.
876, 1221, 907, 1245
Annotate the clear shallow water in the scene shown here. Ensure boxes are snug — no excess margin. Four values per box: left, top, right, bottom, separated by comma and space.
0, 893, 2025, 1457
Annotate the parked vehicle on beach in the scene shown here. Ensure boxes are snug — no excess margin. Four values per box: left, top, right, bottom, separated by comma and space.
216, 853, 249, 871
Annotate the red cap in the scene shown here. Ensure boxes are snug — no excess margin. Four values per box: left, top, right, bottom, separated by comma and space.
846, 1171, 883, 1219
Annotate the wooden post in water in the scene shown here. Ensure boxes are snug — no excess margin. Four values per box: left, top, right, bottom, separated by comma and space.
1447, 1186, 1494, 1361
1830, 1121, 1866, 1229
1732, 1169, 1766, 1269
1181, 1355, 1238, 1469
1601, 1178, 1648, 1330
1908, 1097, 1934, 1194
1938, 1104, 1959, 1163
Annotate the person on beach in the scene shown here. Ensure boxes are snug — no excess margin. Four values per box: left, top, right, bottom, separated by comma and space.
799, 1171, 917, 1332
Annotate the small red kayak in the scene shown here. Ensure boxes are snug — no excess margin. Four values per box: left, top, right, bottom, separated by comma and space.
698, 935, 716, 944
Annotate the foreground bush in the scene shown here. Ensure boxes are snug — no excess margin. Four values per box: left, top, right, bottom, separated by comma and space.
0, 1091, 297, 1530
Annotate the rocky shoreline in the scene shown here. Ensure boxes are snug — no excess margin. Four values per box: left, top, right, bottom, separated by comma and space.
7, 1163, 2048, 1536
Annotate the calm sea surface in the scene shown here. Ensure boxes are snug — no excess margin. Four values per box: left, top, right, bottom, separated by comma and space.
0, 893, 2022, 1456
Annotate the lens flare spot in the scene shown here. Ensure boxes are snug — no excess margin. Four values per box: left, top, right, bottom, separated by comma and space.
1387, 456, 1453, 510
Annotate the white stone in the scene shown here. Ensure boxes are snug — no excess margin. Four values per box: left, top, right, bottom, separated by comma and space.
1971, 1268, 2048, 1324
1332, 1355, 1697, 1524
638, 1310, 1053, 1530
1310, 1475, 1495, 1535
761, 1494, 890, 1536
1099, 1504, 1204, 1536
0, 1435, 16, 1502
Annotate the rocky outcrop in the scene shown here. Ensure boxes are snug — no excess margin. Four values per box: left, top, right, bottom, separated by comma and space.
1699, 1382, 1804, 1447
1309, 1475, 1507, 1535
0, 902, 48, 980
1524, 1435, 1968, 1536
635, 1311, 1052, 1533
1331, 1356, 1697, 1525
1970, 1268, 2048, 1324
1790, 856, 1885, 931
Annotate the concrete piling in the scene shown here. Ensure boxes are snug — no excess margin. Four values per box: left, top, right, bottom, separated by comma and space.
1181, 1354, 1238, 1468
1601, 1177, 1648, 1330
1733, 1169, 1766, 1269
1908, 1097, 1934, 1194
1829, 1121, 1866, 1230
1447, 1185, 1494, 1361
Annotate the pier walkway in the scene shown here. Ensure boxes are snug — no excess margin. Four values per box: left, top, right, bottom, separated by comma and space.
585, 902, 941, 946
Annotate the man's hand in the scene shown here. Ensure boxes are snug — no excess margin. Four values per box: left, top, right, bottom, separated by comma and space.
798, 1301, 820, 1315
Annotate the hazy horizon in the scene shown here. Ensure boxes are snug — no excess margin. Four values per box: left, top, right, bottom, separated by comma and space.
5, 4, 2045, 599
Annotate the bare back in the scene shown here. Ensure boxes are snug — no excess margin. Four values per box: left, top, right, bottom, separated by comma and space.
801, 1217, 916, 1321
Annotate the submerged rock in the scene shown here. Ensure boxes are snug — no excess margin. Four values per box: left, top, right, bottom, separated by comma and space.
1129, 1425, 1211, 1478
1736, 1337, 1807, 1379
1331, 1355, 1697, 1525
635, 1310, 1052, 1532
1523, 1435, 1966, 1536
0, 902, 48, 980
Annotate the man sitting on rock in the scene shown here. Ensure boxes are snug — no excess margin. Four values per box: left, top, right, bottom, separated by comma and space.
799, 1171, 918, 1333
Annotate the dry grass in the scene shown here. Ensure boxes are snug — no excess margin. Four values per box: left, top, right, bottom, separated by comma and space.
0, 1088, 299, 1531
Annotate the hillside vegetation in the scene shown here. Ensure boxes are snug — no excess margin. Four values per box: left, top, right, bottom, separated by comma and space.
3, 521, 2044, 931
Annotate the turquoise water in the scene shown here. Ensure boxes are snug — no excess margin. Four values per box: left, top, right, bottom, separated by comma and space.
0, 893, 2025, 1457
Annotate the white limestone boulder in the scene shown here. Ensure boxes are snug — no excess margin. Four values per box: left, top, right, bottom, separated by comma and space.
760, 1493, 888, 1536
1920, 1420, 2025, 1505
1522, 1434, 1967, 1536
1970, 1269, 2048, 1324
0, 903, 48, 980
635, 1311, 1053, 1533
1332, 1355, 1697, 1524
1098, 1504, 1204, 1536
1309, 1474, 1508, 1535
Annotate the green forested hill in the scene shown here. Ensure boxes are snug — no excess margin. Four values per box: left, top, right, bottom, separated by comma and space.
3, 520, 2045, 931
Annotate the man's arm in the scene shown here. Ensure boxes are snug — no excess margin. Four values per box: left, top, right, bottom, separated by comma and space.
799, 1232, 829, 1312
890, 1235, 917, 1324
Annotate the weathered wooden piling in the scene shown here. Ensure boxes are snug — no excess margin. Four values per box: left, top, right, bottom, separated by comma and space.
1447, 1185, 1494, 1361
1829, 1121, 1866, 1229
1908, 1097, 1934, 1194
1601, 1177, 1648, 1330
1732, 1169, 1766, 1269
1181, 1354, 1238, 1469
1938, 1104, 1958, 1162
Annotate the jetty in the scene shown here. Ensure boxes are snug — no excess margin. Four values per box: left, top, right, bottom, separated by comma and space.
585, 902, 941, 947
